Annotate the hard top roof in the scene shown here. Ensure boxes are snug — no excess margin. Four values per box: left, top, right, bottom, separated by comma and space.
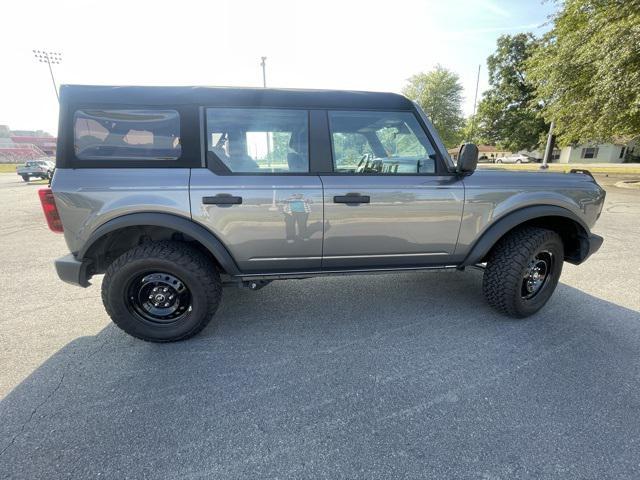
60, 85, 414, 110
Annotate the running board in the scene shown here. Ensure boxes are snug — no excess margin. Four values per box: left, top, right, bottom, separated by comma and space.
234, 265, 460, 282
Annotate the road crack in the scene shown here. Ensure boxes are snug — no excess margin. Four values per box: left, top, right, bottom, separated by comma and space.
0, 330, 113, 460
0, 372, 65, 458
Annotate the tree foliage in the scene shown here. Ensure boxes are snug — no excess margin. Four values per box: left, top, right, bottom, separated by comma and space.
528, 0, 640, 145
402, 65, 464, 148
475, 33, 548, 151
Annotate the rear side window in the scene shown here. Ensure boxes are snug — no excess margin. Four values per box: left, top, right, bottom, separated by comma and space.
328, 111, 436, 174
74, 109, 181, 161
206, 108, 309, 173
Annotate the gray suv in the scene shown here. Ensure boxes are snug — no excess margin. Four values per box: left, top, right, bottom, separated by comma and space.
41, 85, 605, 342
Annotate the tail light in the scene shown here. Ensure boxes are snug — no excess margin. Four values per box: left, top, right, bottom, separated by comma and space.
38, 188, 63, 233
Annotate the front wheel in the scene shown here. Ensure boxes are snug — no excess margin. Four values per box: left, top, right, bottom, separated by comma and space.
482, 227, 563, 318
21, 175, 29, 182
102, 241, 222, 342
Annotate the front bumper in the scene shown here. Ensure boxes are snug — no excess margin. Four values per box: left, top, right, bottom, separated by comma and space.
54, 254, 91, 287
585, 233, 604, 260
566, 233, 603, 265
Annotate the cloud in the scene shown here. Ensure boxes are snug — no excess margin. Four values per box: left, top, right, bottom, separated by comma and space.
475, 0, 511, 17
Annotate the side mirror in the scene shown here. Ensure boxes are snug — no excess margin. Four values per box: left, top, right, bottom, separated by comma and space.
456, 143, 478, 174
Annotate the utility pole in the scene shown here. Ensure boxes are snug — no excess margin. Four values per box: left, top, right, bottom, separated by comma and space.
33, 50, 62, 102
468, 64, 481, 143
260, 56, 267, 88
260, 56, 272, 168
541, 121, 555, 170
261, 56, 277, 210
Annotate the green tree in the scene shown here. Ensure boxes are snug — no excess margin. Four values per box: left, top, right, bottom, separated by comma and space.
527, 0, 640, 145
475, 33, 547, 151
402, 65, 464, 148
461, 115, 484, 145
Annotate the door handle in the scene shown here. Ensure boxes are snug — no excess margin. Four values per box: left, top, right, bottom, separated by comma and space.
334, 193, 370, 204
202, 194, 243, 205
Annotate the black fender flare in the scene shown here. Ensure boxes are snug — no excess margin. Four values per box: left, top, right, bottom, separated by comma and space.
77, 212, 241, 276
460, 205, 590, 267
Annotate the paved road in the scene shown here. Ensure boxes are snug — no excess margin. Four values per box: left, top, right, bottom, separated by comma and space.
1, 173, 639, 479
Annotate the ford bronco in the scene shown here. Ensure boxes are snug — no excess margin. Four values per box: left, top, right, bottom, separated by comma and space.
41, 85, 605, 342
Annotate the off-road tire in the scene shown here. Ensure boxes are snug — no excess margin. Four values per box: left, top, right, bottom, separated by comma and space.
102, 241, 222, 342
482, 227, 563, 318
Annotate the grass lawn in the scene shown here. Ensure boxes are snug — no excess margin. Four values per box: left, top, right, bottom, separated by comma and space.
478, 163, 640, 174
0, 163, 21, 173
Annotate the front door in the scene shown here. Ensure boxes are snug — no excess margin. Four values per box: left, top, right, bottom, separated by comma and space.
321, 110, 464, 269
190, 107, 323, 274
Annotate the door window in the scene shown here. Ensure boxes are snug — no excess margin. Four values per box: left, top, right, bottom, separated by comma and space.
206, 108, 309, 173
328, 111, 437, 174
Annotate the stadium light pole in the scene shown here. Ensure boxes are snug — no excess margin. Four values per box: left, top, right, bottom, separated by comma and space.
33, 50, 62, 102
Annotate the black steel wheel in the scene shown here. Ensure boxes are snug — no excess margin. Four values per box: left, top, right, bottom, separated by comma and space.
521, 251, 554, 300
126, 272, 192, 324
102, 241, 222, 342
483, 227, 564, 318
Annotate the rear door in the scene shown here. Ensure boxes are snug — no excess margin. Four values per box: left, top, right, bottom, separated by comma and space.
190, 107, 323, 274
320, 110, 464, 269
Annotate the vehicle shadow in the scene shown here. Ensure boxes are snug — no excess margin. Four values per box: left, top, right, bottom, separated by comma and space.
1, 270, 640, 479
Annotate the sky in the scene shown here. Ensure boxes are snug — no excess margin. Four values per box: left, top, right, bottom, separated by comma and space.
0, 0, 556, 135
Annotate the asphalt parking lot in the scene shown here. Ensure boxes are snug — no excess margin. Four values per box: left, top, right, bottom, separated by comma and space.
1, 172, 639, 479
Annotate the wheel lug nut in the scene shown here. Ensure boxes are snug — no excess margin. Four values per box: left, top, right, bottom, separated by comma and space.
164, 302, 170, 307
149, 295, 153, 299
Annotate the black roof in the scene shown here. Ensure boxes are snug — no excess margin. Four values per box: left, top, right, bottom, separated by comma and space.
60, 85, 414, 110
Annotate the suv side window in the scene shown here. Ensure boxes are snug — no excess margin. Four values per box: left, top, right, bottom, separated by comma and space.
206, 108, 309, 173
328, 111, 437, 174
74, 109, 181, 161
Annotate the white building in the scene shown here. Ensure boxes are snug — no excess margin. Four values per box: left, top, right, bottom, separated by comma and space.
558, 142, 630, 164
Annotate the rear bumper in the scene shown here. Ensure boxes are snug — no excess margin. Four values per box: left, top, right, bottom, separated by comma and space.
54, 253, 91, 287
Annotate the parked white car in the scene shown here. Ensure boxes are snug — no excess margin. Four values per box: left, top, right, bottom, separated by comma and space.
495, 154, 534, 164
16, 160, 55, 182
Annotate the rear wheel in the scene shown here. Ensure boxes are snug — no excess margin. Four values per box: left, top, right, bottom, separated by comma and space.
102, 241, 222, 342
482, 227, 563, 317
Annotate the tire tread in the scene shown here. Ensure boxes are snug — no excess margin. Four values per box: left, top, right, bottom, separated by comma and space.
101, 241, 221, 342
482, 227, 561, 317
